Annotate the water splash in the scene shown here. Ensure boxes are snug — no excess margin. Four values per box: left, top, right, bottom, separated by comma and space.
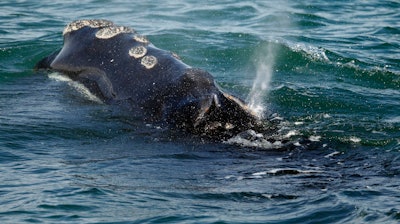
247, 42, 277, 118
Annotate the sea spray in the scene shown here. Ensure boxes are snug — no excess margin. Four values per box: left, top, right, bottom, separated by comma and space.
247, 42, 277, 118
225, 42, 281, 148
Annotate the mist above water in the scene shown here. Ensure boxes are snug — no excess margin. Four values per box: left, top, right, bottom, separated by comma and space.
247, 42, 276, 118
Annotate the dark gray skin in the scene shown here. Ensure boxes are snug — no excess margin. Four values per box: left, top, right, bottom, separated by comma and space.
36, 19, 261, 138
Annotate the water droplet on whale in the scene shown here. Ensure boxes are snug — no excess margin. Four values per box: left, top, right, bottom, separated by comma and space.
129, 46, 147, 59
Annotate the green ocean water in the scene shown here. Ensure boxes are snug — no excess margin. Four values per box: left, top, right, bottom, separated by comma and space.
1, 0, 400, 223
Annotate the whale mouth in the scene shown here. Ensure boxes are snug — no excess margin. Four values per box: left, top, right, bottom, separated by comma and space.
48, 72, 103, 104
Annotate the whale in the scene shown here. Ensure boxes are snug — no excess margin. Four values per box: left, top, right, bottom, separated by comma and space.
35, 19, 261, 138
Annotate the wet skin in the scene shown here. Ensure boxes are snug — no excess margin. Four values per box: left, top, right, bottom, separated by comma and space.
36, 19, 261, 138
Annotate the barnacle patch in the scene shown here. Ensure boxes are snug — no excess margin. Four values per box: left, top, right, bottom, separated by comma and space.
129, 46, 147, 59
63, 19, 113, 35
95, 26, 134, 39
141, 55, 157, 69
133, 35, 149, 44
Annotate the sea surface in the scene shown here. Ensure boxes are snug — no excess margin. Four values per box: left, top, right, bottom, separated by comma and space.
1, 0, 400, 223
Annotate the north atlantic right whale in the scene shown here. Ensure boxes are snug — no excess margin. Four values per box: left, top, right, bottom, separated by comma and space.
35, 19, 262, 138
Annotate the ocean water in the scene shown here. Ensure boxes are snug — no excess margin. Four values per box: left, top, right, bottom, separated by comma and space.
1, 0, 400, 223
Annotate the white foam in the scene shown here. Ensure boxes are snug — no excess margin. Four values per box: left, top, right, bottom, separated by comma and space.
321, 114, 331, 119
324, 151, 340, 158
287, 42, 330, 62
384, 116, 400, 124
349, 136, 361, 143
284, 130, 298, 138
251, 168, 323, 177
224, 130, 284, 149
309, 135, 321, 142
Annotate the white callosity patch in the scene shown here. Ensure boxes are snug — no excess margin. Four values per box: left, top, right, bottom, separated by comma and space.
133, 35, 149, 44
95, 26, 134, 39
141, 55, 158, 69
129, 46, 147, 59
63, 19, 114, 35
